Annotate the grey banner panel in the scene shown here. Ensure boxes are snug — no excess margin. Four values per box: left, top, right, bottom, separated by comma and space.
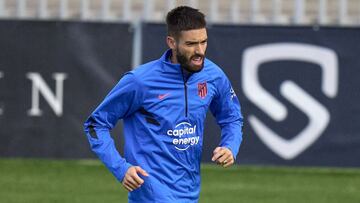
0, 20, 132, 158
141, 23, 360, 167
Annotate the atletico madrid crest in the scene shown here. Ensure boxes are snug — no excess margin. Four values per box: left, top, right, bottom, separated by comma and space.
198, 82, 207, 99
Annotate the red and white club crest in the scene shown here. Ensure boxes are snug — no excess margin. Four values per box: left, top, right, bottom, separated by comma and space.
197, 82, 207, 99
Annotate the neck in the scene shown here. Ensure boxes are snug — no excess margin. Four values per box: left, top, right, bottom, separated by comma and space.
170, 50, 178, 64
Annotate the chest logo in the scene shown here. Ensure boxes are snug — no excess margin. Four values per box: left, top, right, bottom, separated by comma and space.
167, 122, 199, 151
198, 82, 207, 99
158, 93, 170, 100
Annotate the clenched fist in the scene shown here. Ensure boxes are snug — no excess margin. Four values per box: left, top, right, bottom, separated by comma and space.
122, 166, 149, 192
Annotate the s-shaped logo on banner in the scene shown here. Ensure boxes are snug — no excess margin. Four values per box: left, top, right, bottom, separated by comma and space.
242, 43, 338, 160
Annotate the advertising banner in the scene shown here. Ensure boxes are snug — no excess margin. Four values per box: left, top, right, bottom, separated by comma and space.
0, 20, 133, 158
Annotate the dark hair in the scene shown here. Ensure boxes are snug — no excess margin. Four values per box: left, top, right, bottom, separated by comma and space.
166, 6, 206, 38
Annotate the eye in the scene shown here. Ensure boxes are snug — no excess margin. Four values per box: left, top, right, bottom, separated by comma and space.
186, 42, 197, 46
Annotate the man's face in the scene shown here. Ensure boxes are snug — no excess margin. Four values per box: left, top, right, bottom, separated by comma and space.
173, 28, 208, 72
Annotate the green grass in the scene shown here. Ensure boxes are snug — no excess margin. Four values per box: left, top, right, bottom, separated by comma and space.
0, 159, 359, 203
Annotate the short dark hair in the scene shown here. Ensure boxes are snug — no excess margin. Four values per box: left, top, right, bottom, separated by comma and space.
166, 6, 206, 39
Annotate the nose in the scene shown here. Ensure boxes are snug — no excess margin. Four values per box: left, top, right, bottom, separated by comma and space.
195, 43, 205, 56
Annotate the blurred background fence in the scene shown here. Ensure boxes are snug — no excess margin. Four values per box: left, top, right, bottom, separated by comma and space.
0, 0, 360, 25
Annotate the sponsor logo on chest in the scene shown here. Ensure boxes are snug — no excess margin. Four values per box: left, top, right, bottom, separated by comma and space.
167, 122, 200, 151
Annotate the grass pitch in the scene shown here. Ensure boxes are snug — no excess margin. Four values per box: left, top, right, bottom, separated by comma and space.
0, 158, 359, 203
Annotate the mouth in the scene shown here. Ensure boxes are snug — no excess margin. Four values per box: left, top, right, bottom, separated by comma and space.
191, 55, 203, 66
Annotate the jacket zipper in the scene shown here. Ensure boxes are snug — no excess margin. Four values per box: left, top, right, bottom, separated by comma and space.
181, 68, 189, 117
184, 82, 188, 117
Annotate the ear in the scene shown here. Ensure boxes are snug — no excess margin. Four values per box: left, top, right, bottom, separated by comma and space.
166, 36, 176, 49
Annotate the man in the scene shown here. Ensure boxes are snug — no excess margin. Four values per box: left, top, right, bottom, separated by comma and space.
84, 6, 243, 203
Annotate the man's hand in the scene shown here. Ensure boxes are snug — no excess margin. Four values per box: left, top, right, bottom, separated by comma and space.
122, 166, 149, 192
211, 147, 234, 168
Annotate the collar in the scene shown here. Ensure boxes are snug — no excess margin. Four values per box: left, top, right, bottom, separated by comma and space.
160, 49, 200, 81
160, 49, 182, 74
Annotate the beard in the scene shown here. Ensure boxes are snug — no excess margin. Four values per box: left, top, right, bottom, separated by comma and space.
176, 48, 205, 73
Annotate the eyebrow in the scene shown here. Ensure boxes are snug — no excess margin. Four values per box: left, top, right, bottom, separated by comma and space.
185, 39, 208, 45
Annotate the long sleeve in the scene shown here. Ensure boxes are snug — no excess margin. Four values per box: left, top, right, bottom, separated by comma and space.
209, 72, 243, 159
83, 72, 144, 182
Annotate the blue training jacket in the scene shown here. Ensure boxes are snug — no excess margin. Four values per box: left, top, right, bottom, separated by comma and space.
84, 49, 243, 203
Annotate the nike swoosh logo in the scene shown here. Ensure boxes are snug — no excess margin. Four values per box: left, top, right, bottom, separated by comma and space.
158, 93, 170, 100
